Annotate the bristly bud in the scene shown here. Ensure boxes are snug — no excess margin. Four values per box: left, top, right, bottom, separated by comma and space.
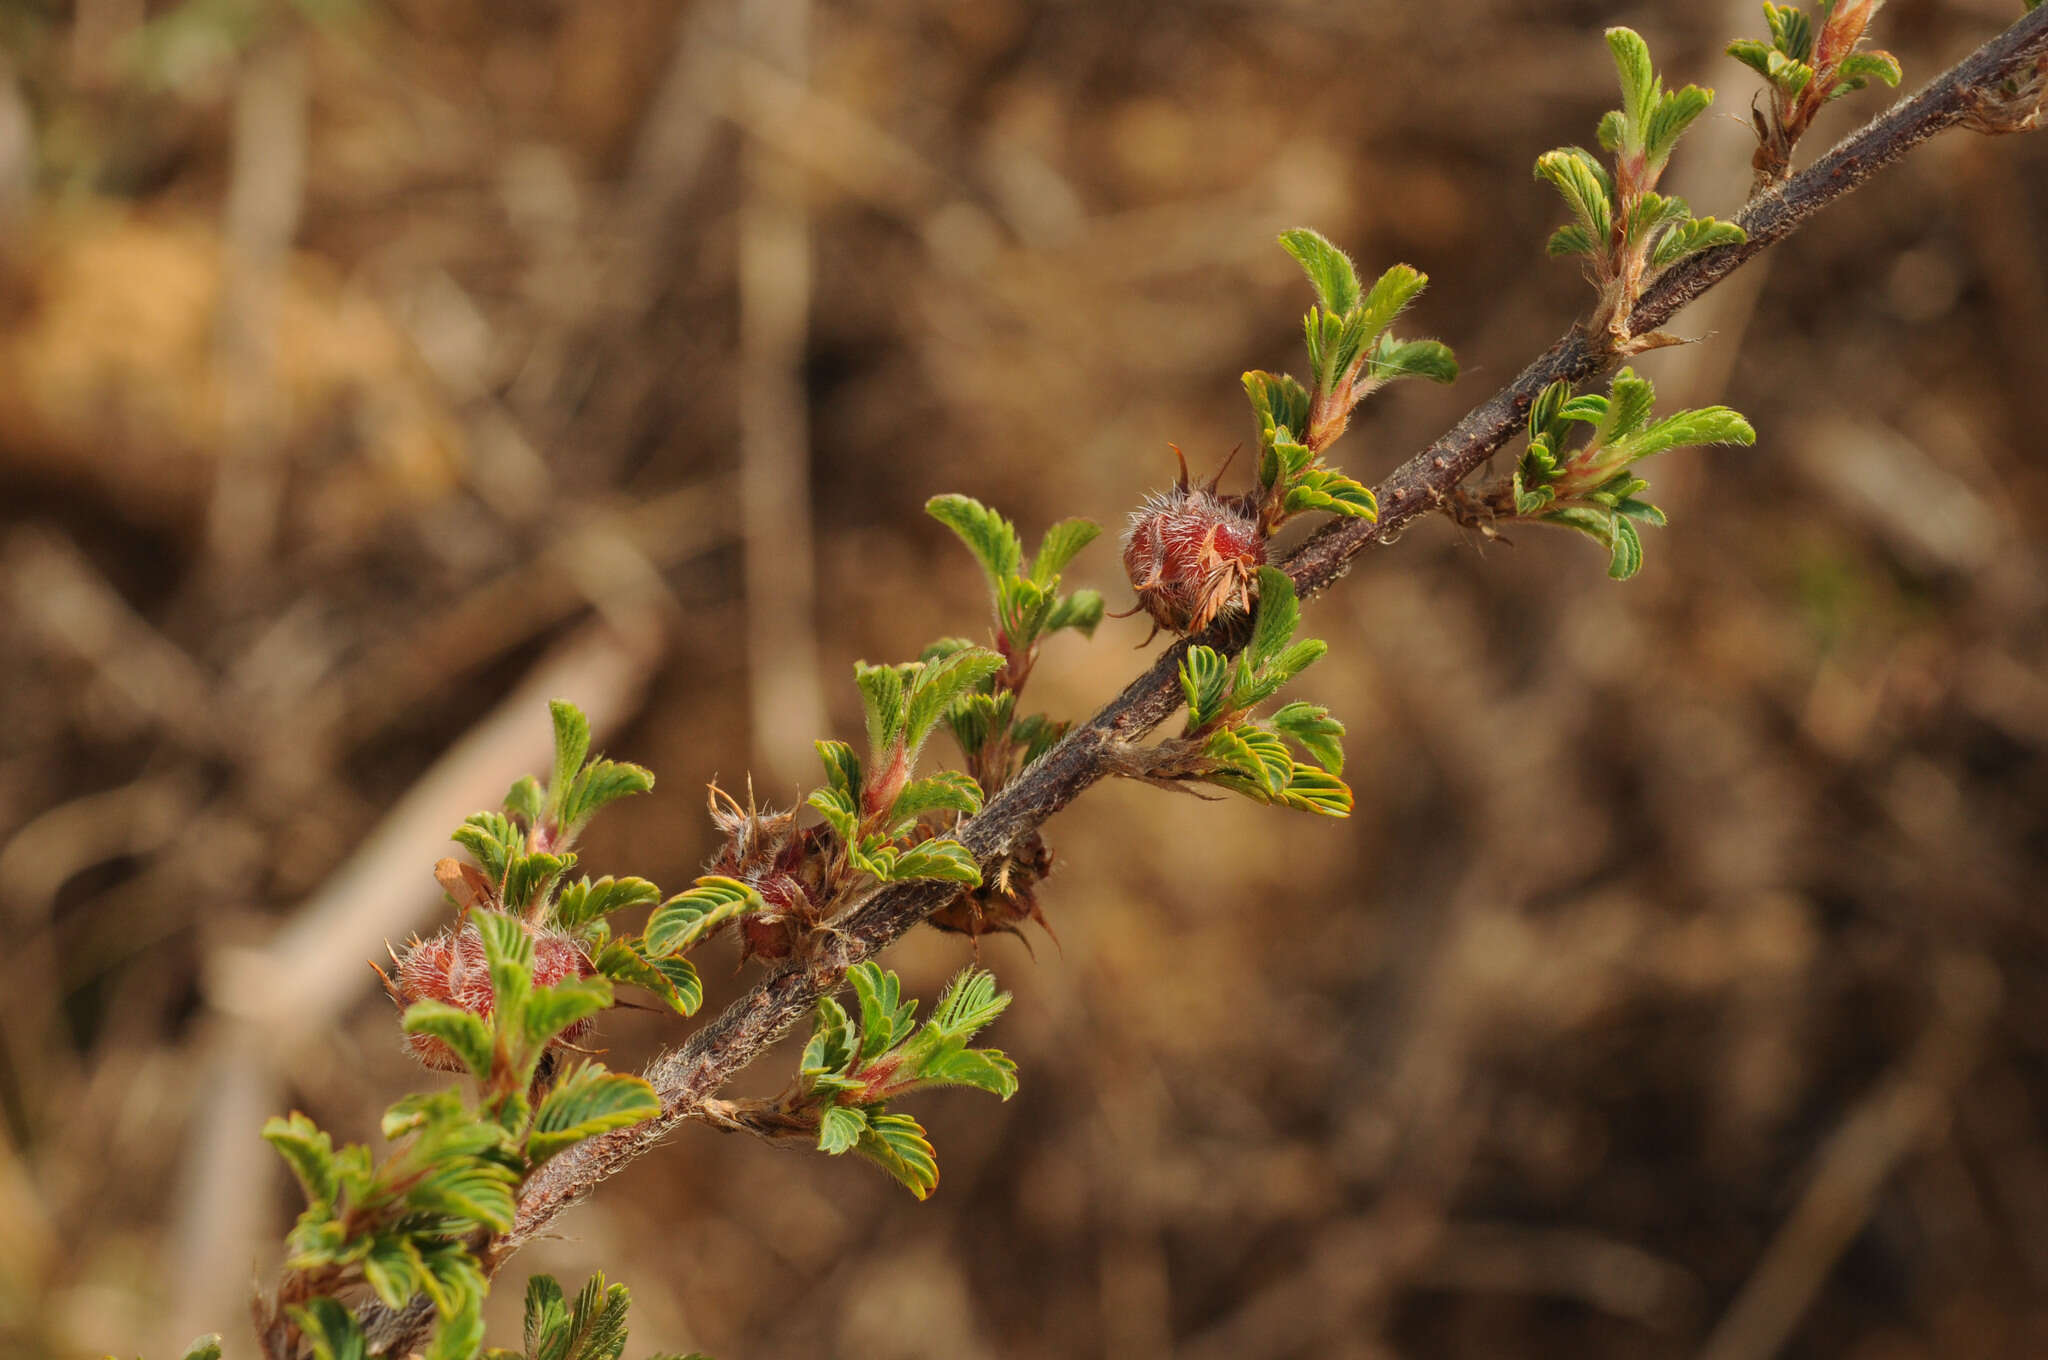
928, 828, 1058, 951
1119, 446, 1266, 641
389, 922, 595, 1071
705, 781, 827, 963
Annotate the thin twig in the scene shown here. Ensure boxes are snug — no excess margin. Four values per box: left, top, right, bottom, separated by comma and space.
1694, 955, 1999, 1360
736, 0, 829, 792
361, 9, 2048, 1349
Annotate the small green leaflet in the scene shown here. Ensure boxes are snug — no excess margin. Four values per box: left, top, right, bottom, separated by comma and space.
528, 1063, 661, 1164
644, 877, 764, 956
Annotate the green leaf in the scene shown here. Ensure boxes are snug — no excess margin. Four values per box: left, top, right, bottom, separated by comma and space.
362, 1235, 426, 1312
803, 995, 856, 1078
524, 1275, 569, 1359
416, 1240, 488, 1326
590, 940, 701, 1016
996, 575, 1054, 649
523, 976, 612, 1051
528, 1063, 661, 1164
474, 908, 534, 973
1273, 764, 1354, 817
647, 953, 703, 1016
1620, 405, 1757, 460
422, 1295, 485, 1360
1534, 147, 1614, 243
1596, 108, 1627, 154
1643, 84, 1714, 164
916, 1046, 1020, 1099
1205, 724, 1293, 796
876, 838, 982, 885
451, 812, 519, 885
1044, 588, 1105, 638
644, 877, 765, 956
854, 661, 909, 763
179, 1337, 225, 1360
1770, 52, 1816, 96
402, 1002, 496, 1080
410, 1159, 518, 1233
1767, 3, 1813, 61
1528, 379, 1571, 439
1558, 392, 1610, 426
889, 770, 983, 822
553, 876, 661, 932
1608, 515, 1645, 580
1608, 27, 1657, 137
1614, 497, 1668, 526
1270, 701, 1346, 775
557, 760, 655, 838
1649, 216, 1746, 269
1547, 223, 1595, 258
1282, 469, 1377, 520
1600, 368, 1656, 443
1625, 191, 1693, 246
808, 785, 860, 843
1265, 638, 1328, 689
263, 1112, 338, 1205
504, 774, 545, 825
1245, 568, 1299, 671
925, 494, 1023, 590
1352, 263, 1429, 345
856, 1112, 940, 1200
380, 1089, 463, 1141
1278, 228, 1361, 315
1727, 38, 1775, 79
1179, 645, 1232, 730
816, 739, 863, 797
553, 1273, 633, 1360
1835, 50, 1902, 92
937, 970, 1010, 1039
475, 913, 535, 1034
546, 700, 593, 828
1243, 370, 1312, 451
818, 1104, 869, 1155
591, 938, 666, 1000
1539, 503, 1649, 580
848, 962, 903, 1062
1365, 336, 1459, 386
517, 1272, 638, 1360
502, 850, 572, 917
943, 691, 1010, 758
288, 1299, 367, 1360
1030, 518, 1101, 586
903, 648, 1006, 758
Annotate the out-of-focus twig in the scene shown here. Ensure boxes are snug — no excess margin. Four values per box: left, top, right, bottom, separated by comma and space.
310, 475, 737, 752
4, 527, 224, 751
735, 0, 827, 792
204, 33, 308, 575
1695, 955, 2001, 1360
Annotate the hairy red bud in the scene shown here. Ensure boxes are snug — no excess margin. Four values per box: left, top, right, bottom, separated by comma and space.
1120, 479, 1266, 638
391, 922, 595, 1071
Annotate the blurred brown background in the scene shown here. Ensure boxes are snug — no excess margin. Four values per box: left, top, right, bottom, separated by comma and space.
3, 0, 2046, 1356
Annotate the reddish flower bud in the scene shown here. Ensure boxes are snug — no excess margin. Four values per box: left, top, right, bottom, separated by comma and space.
737, 872, 810, 962
929, 829, 1057, 952
390, 920, 594, 1072
1119, 447, 1266, 639
706, 781, 827, 964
